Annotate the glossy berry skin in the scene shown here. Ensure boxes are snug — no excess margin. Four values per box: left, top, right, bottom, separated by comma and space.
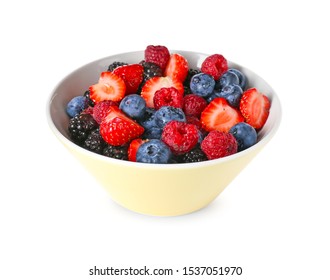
190, 73, 215, 97
228, 68, 247, 90
210, 84, 243, 108
161, 120, 199, 155
201, 130, 238, 160
66, 96, 88, 117
219, 71, 240, 88
68, 113, 98, 144
229, 122, 257, 152
180, 146, 207, 163
154, 106, 186, 129
136, 139, 172, 164
119, 94, 146, 120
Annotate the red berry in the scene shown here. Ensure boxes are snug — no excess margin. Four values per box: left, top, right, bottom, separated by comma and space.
239, 88, 270, 130
153, 87, 184, 110
200, 97, 244, 133
89, 72, 126, 103
113, 64, 144, 94
201, 130, 238, 160
164, 53, 189, 82
141, 76, 184, 108
100, 106, 144, 146
161, 120, 199, 155
183, 94, 208, 118
92, 100, 118, 124
201, 54, 228, 80
144, 45, 170, 71
128, 138, 146, 162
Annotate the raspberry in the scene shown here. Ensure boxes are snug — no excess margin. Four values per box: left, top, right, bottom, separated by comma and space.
201, 130, 238, 160
201, 54, 228, 80
153, 87, 184, 110
183, 94, 208, 118
144, 45, 170, 71
162, 120, 199, 155
92, 100, 118, 124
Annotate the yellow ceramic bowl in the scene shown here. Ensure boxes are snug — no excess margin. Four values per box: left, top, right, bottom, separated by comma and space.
47, 50, 281, 216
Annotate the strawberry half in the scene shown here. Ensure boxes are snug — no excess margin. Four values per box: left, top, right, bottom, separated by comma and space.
164, 53, 189, 82
113, 64, 144, 94
89, 72, 126, 103
141, 76, 184, 108
100, 106, 144, 146
239, 88, 270, 130
128, 138, 147, 162
201, 97, 244, 133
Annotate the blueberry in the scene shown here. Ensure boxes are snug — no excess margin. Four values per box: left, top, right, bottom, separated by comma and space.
66, 96, 88, 117
119, 94, 146, 119
208, 84, 243, 107
136, 139, 172, 164
139, 108, 157, 130
229, 122, 257, 152
219, 71, 240, 88
154, 106, 186, 129
228, 68, 247, 90
190, 73, 215, 97
143, 126, 163, 139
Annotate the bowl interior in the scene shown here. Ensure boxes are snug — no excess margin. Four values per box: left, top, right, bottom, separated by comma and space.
47, 50, 281, 166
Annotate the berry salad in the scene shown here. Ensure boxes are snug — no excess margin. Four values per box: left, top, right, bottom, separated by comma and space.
66, 45, 271, 164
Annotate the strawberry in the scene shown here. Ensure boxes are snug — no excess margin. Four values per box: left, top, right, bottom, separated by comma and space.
239, 88, 270, 130
128, 138, 147, 162
113, 64, 144, 94
89, 72, 126, 103
100, 106, 144, 146
164, 53, 189, 82
201, 97, 244, 133
141, 76, 184, 108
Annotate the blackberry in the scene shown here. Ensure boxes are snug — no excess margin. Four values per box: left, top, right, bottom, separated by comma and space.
83, 90, 95, 107
103, 145, 128, 160
184, 69, 201, 95
68, 113, 98, 144
140, 60, 163, 83
107, 61, 128, 72
83, 129, 106, 154
180, 146, 207, 163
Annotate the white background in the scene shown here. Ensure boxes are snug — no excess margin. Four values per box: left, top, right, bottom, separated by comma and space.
1, 1, 329, 279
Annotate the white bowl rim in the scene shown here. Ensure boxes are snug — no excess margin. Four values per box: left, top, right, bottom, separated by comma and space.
46, 50, 282, 170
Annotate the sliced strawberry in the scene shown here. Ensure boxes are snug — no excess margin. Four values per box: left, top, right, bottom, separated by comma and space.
89, 72, 126, 103
164, 53, 189, 82
239, 88, 270, 130
100, 106, 144, 146
113, 64, 144, 95
201, 97, 244, 133
128, 138, 147, 162
141, 76, 184, 108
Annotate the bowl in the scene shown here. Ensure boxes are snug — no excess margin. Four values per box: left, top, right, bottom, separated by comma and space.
47, 50, 281, 216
